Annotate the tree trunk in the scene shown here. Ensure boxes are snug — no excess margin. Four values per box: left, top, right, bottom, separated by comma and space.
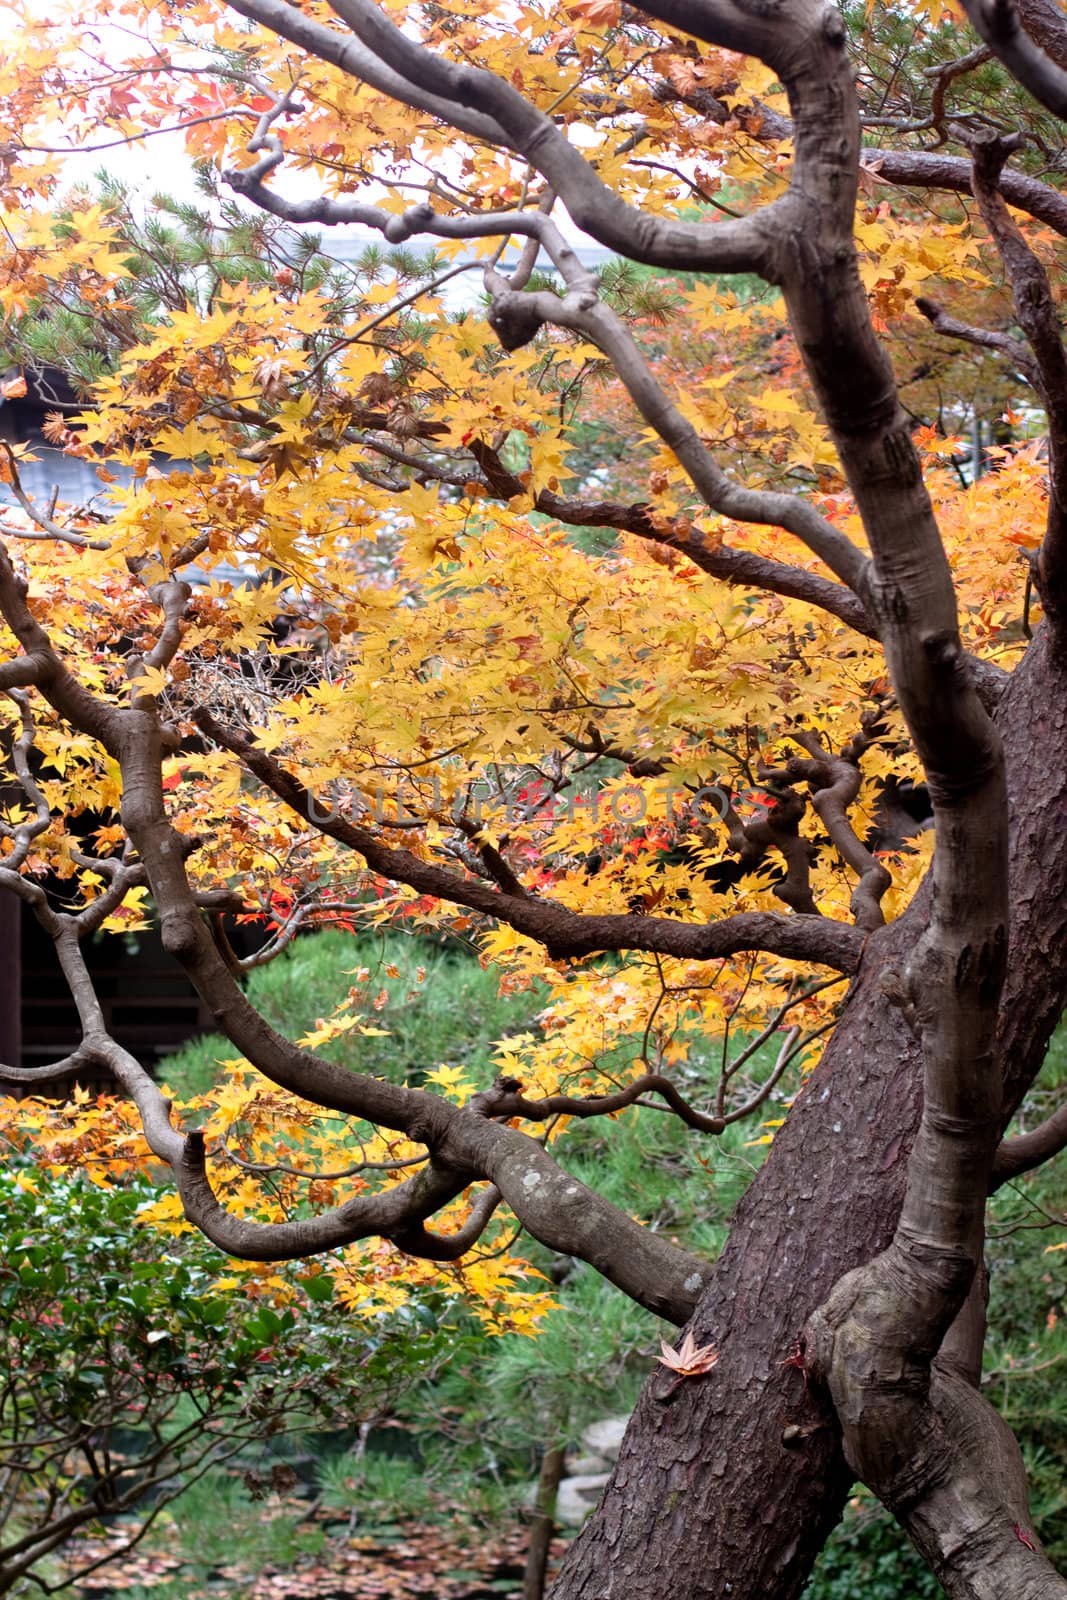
524, 1441, 566, 1600
551, 625, 1067, 1600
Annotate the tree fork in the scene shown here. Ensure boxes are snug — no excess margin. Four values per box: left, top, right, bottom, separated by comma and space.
551, 626, 1067, 1600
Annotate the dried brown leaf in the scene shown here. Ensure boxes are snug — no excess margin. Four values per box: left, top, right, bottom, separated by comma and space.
658, 1327, 720, 1377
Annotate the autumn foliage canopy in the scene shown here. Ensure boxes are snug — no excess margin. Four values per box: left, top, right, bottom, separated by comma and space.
2, 0, 1067, 1593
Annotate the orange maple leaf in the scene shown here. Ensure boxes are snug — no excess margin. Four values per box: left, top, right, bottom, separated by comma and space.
567, 0, 620, 25
657, 1328, 720, 1378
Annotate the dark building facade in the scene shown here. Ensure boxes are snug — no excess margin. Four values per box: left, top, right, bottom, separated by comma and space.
0, 371, 218, 1078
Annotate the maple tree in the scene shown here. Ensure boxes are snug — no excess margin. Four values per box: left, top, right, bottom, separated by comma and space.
1, 0, 1067, 1594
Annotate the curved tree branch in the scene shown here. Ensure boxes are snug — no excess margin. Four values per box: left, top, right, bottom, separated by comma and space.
1, 689, 52, 871
4, 891, 716, 1322
0, 1048, 96, 1088
0, 445, 111, 551
480, 273, 873, 597
762, 727, 892, 931
970, 132, 1067, 625
915, 295, 1044, 393
389, 1183, 503, 1261
173, 1127, 463, 1262
473, 1071, 727, 1133
223, 0, 785, 275
193, 708, 865, 974
990, 1099, 1067, 1187
958, 0, 1067, 120
543, 497, 876, 635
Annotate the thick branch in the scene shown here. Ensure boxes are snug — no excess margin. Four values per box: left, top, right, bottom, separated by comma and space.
990, 1099, 1067, 1186
870, 147, 1067, 238
477, 1128, 710, 1322
0, 1048, 95, 1087
194, 709, 864, 973
1018, 0, 1067, 66
650, 3, 1020, 1587
0, 655, 45, 692
223, 0, 782, 274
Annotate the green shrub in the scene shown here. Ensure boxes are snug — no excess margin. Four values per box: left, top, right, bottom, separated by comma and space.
316, 1449, 438, 1527
982, 1024, 1067, 1570
0, 1165, 466, 1596
804, 1489, 940, 1600
159, 927, 546, 1100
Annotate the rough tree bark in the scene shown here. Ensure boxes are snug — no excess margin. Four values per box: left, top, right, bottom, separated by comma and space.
552, 638, 1067, 1600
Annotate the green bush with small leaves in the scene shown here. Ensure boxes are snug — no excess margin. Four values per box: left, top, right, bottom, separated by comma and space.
0, 1165, 467, 1596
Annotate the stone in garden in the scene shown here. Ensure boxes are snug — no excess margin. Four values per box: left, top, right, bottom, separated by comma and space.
564, 1454, 611, 1477
580, 1417, 628, 1460
555, 1474, 611, 1526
